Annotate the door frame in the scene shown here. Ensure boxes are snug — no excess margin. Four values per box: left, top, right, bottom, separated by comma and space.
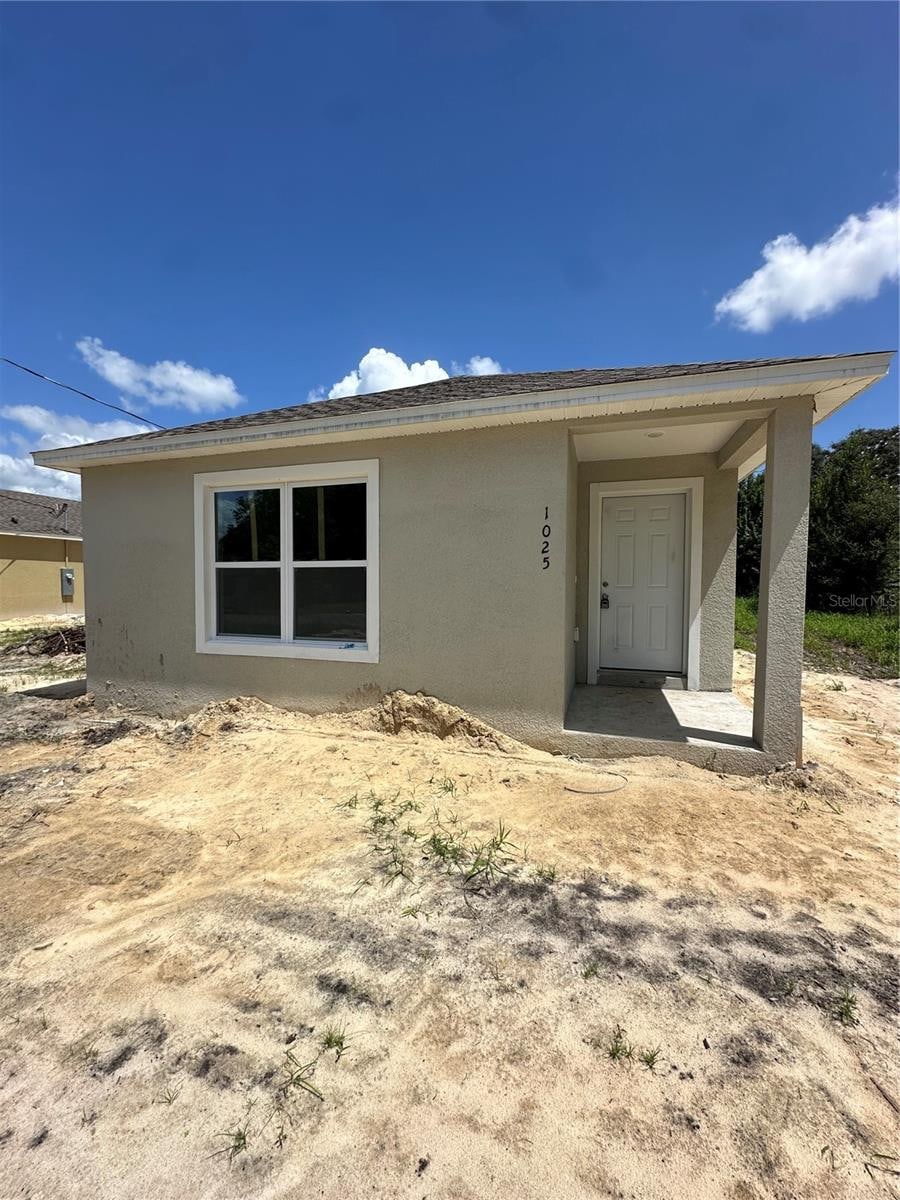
587, 477, 704, 690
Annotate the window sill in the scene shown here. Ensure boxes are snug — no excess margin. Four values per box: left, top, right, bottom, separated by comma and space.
197, 637, 378, 663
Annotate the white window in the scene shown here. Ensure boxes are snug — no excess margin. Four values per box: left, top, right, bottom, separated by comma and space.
194, 460, 379, 662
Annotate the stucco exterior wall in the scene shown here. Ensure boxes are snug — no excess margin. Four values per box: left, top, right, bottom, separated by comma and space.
81, 423, 574, 742
573, 453, 737, 689
563, 438, 578, 698
0, 535, 84, 619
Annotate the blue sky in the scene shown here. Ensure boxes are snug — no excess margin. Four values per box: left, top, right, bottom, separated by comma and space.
1, 1, 897, 498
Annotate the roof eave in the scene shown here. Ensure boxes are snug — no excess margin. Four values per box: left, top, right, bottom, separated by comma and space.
0, 529, 83, 541
32, 351, 893, 475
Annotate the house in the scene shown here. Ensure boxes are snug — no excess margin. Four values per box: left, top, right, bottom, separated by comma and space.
0, 489, 83, 619
33, 351, 892, 771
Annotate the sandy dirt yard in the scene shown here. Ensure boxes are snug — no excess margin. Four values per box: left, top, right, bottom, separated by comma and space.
0, 664, 897, 1200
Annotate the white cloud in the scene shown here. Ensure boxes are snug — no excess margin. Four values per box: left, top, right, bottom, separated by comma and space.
311, 346, 505, 402
76, 336, 243, 413
715, 195, 900, 332
463, 355, 504, 376
1, 404, 150, 450
0, 454, 81, 499
324, 347, 449, 400
0, 405, 151, 499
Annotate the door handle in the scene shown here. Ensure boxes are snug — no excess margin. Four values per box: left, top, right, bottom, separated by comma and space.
600, 593, 610, 609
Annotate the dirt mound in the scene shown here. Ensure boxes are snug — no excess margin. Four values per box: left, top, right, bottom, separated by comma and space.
763, 760, 855, 809
163, 695, 297, 742
365, 689, 527, 753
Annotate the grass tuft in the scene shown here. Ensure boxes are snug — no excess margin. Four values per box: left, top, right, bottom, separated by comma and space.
280, 1050, 324, 1100
640, 1046, 662, 1070
320, 1024, 348, 1061
607, 1024, 635, 1063
832, 988, 859, 1027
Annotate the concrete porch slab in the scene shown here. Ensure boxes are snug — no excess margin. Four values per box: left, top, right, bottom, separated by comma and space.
547, 685, 776, 774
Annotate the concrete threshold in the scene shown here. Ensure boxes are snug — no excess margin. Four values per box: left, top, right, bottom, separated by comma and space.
550, 684, 776, 775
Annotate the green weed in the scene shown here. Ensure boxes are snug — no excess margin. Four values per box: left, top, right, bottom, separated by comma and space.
401, 904, 429, 920
280, 1051, 324, 1100
832, 988, 859, 1027
212, 1109, 254, 1161
639, 1047, 662, 1070
320, 1024, 348, 1061
607, 1024, 634, 1062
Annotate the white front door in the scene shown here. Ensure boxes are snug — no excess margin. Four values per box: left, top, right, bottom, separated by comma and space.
599, 493, 686, 673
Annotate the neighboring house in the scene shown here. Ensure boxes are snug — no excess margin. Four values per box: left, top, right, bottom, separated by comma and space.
0, 489, 83, 620
34, 351, 892, 771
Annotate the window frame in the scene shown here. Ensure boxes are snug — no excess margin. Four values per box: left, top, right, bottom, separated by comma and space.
194, 460, 379, 663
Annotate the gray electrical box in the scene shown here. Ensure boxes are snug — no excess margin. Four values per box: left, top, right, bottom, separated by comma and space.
60, 568, 76, 599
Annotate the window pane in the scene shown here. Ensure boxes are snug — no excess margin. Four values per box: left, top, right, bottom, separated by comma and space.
293, 483, 366, 561
294, 567, 366, 641
215, 489, 280, 562
216, 568, 281, 637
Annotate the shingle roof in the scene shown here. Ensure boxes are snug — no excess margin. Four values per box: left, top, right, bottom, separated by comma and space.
0, 489, 82, 537
83, 352, 881, 450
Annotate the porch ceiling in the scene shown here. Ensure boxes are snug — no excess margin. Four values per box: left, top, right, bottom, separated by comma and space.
572, 418, 745, 462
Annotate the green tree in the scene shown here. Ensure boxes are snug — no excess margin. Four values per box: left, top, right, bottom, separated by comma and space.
806, 427, 898, 611
735, 469, 764, 597
735, 426, 898, 612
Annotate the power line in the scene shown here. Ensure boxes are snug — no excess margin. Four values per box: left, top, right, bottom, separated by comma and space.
0, 356, 166, 430
0, 490, 66, 514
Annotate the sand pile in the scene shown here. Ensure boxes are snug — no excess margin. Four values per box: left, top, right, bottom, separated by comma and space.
362, 689, 527, 752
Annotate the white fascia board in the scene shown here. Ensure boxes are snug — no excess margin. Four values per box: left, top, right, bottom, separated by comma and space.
0, 530, 82, 542
735, 360, 892, 479
32, 352, 893, 475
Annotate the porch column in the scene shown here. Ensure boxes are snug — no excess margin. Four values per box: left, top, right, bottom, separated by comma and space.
752, 397, 814, 761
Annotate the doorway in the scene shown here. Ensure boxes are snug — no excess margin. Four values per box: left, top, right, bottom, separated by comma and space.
598, 493, 686, 673
587, 478, 702, 688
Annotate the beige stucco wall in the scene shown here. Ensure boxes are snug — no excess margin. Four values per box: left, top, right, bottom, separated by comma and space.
81, 423, 574, 742
573, 453, 737, 689
0, 535, 84, 619
80, 421, 741, 742
563, 439, 578, 698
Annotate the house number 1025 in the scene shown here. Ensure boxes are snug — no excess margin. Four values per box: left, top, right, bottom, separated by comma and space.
541, 506, 551, 570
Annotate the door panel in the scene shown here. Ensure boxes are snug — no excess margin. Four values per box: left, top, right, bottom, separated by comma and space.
599, 493, 686, 673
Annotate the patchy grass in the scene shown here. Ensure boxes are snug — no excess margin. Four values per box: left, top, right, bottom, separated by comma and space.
0, 624, 50, 652
734, 596, 758, 654
735, 597, 898, 677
